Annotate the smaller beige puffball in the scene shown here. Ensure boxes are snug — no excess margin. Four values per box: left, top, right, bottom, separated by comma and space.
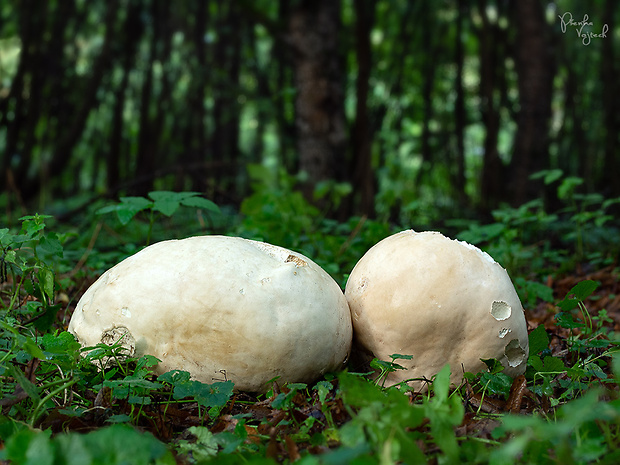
68, 236, 352, 392
345, 230, 529, 390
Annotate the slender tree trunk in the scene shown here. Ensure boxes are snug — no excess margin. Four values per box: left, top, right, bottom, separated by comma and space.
211, 3, 242, 202
351, 0, 376, 217
454, 0, 467, 205
509, 0, 554, 206
600, 0, 619, 197
108, 2, 143, 192
276, 0, 297, 175
288, 0, 348, 201
48, 0, 117, 195
1, 1, 47, 205
134, 34, 155, 194
185, 0, 209, 192
477, 0, 503, 212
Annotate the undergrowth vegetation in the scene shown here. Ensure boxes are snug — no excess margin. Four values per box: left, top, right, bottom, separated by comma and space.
1, 172, 619, 464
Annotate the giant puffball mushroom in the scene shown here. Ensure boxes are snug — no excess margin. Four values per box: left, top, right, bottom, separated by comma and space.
345, 230, 529, 390
68, 236, 352, 392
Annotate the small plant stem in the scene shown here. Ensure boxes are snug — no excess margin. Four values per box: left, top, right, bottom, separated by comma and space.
6, 274, 26, 313
29, 378, 78, 427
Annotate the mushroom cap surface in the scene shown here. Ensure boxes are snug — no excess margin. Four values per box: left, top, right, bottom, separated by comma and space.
345, 230, 529, 389
68, 236, 352, 392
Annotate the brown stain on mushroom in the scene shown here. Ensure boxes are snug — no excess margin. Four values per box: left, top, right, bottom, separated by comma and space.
285, 254, 307, 267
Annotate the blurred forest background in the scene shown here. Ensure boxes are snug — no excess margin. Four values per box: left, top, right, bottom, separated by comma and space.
0, 0, 618, 227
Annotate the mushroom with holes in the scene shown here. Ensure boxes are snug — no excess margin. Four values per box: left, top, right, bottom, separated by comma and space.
68, 236, 352, 392
344, 230, 529, 390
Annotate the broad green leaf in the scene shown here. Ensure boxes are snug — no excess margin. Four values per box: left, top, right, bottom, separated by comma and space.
158, 369, 191, 386
481, 358, 504, 374
370, 358, 406, 373
431, 364, 452, 403
176, 426, 218, 461
0, 228, 11, 245
180, 195, 220, 212
55, 432, 93, 465
531, 355, 565, 373
32, 303, 62, 333
558, 176, 584, 199
515, 278, 554, 305
37, 233, 63, 258
80, 424, 171, 464
314, 380, 332, 404
37, 267, 55, 302
148, 191, 182, 217
557, 297, 579, 312
97, 197, 153, 225
528, 324, 550, 355
424, 365, 463, 461
568, 280, 599, 301
4, 429, 53, 465
339, 371, 390, 406
41, 331, 81, 354
481, 372, 513, 397
555, 312, 584, 329
544, 169, 564, 184
194, 381, 234, 409
136, 354, 161, 371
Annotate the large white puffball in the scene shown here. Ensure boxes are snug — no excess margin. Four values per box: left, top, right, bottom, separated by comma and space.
345, 230, 529, 389
68, 236, 352, 392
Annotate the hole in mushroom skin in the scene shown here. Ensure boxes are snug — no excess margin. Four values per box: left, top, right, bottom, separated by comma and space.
490, 300, 512, 321
100, 326, 136, 356
498, 328, 511, 338
504, 339, 526, 367
82, 325, 138, 371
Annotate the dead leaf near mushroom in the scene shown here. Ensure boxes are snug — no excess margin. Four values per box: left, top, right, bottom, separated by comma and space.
345, 230, 529, 391
68, 236, 352, 392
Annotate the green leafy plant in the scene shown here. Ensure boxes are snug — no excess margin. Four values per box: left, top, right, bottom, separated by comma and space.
158, 370, 234, 419
369, 353, 412, 388
0, 214, 64, 331
97, 191, 220, 245
532, 169, 620, 265
0, 423, 175, 465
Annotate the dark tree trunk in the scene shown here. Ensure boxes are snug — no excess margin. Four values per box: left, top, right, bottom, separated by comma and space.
288, 0, 348, 201
276, 0, 297, 175
420, 7, 436, 169
211, 3, 242, 202
351, 0, 376, 217
48, 0, 117, 196
187, 0, 209, 193
454, 0, 467, 205
509, 0, 554, 206
476, 0, 503, 212
1, 1, 49, 206
108, 2, 143, 193
600, 0, 619, 198
134, 31, 156, 194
